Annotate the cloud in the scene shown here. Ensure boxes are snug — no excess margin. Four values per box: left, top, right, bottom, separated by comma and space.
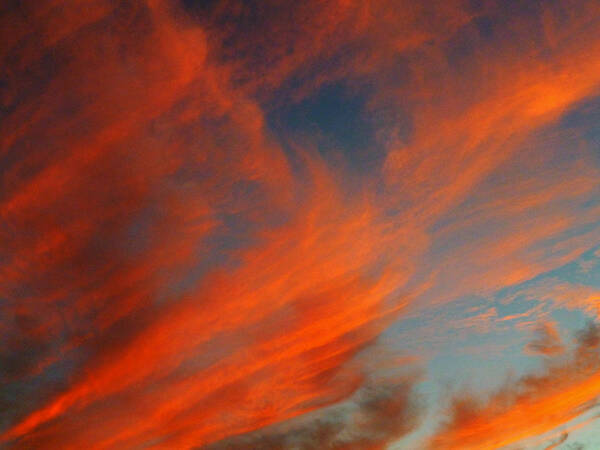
201, 374, 422, 450
502, 278, 600, 319
525, 321, 565, 357
428, 322, 600, 449
376, 0, 600, 309
2, 0, 600, 449
544, 432, 568, 450
1, 3, 421, 448
192, 0, 473, 102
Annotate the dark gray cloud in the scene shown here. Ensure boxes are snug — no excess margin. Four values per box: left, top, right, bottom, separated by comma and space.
200, 375, 422, 450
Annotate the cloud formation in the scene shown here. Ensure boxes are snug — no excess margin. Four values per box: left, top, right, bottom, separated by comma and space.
428, 322, 600, 450
202, 374, 422, 450
525, 321, 565, 357
2, 0, 600, 449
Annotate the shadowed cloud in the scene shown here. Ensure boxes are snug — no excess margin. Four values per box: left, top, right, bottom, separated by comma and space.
201, 374, 422, 450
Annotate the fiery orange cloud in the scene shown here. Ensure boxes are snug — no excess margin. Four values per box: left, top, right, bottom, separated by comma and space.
9, 138, 424, 446
2, 0, 600, 449
1, 2, 420, 448
384, 9, 600, 227
429, 322, 600, 450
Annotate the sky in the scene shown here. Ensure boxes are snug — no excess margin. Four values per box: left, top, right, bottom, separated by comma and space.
1, 0, 600, 449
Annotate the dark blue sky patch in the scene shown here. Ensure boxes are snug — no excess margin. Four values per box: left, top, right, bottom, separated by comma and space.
266, 83, 386, 172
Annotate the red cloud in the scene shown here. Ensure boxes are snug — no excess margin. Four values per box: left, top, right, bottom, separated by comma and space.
2, 1, 600, 449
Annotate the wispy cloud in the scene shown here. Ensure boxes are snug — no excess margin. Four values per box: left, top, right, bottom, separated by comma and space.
2, 0, 600, 448
428, 322, 600, 449
525, 321, 565, 357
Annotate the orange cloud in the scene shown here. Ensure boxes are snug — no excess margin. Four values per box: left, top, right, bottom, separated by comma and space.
1, 3, 421, 448
429, 322, 600, 450
2, 1, 600, 449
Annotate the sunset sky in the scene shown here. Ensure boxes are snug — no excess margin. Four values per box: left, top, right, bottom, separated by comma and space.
1, 1, 600, 449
